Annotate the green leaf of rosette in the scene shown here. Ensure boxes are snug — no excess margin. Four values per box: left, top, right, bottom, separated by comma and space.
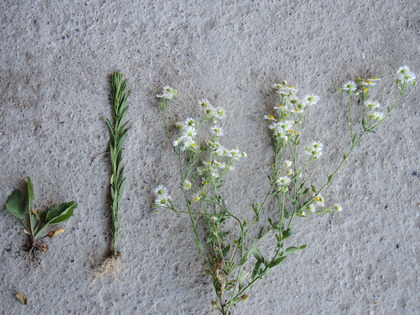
6, 189, 26, 219
46, 201, 77, 225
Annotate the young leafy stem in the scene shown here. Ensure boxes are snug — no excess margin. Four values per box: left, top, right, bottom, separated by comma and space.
105, 72, 131, 257
153, 66, 416, 315
5, 176, 77, 263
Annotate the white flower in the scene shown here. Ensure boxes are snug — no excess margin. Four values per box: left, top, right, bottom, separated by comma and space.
198, 99, 211, 108
365, 99, 381, 110
277, 86, 296, 96
210, 216, 218, 222
305, 141, 323, 159
272, 83, 283, 89
277, 176, 291, 187
193, 193, 201, 202
154, 185, 168, 196
154, 194, 172, 208
182, 138, 199, 152
184, 117, 196, 127
308, 204, 316, 213
285, 160, 292, 168
264, 115, 276, 121
315, 194, 325, 207
216, 107, 226, 119
368, 111, 384, 121
182, 126, 197, 139
183, 179, 192, 190
211, 126, 223, 136
397, 66, 416, 83
156, 86, 178, 100
333, 203, 342, 212
228, 147, 241, 160
173, 138, 183, 148
303, 94, 320, 106
342, 81, 357, 92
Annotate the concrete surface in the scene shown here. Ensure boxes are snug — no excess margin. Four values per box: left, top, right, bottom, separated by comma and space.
0, 0, 419, 314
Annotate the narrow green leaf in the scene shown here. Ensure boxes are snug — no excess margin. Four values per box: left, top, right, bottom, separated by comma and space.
253, 247, 264, 262
251, 261, 264, 280
283, 246, 302, 255
311, 185, 317, 193
27, 176, 34, 212
6, 189, 26, 220
222, 243, 230, 257
46, 201, 77, 225
269, 256, 286, 268
282, 227, 293, 240
328, 175, 333, 183
195, 239, 206, 257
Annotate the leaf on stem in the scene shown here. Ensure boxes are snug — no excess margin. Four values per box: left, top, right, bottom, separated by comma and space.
268, 256, 286, 268
6, 189, 26, 220
46, 201, 78, 225
253, 247, 264, 262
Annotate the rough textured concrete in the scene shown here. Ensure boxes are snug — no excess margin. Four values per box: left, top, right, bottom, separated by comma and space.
0, 0, 419, 314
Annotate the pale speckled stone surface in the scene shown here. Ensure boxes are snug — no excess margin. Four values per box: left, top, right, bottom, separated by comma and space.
0, 0, 419, 314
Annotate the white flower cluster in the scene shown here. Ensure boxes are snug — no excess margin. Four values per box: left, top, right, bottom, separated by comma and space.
397, 66, 416, 84
365, 99, 384, 121
305, 141, 323, 159
271, 83, 319, 114
156, 85, 178, 100
307, 194, 342, 214
153, 185, 172, 208
198, 99, 226, 122
173, 117, 199, 152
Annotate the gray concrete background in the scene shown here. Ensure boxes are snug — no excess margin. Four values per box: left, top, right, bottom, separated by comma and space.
1, 0, 419, 314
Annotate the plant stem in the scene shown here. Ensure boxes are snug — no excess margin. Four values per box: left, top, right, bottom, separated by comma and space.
107, 72, 131, 256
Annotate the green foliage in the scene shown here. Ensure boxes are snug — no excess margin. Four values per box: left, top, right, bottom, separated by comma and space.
154, 66, 416, 314
107, 72, 131, 255
4, 176, 77, 260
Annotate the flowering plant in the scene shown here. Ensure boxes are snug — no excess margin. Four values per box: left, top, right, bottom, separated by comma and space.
153, 67, 416, 314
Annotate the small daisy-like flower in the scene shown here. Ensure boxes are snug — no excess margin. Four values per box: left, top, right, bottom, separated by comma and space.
277, 176, 291, 187
306, 141, 323, 158
274, 104, 288, 112
303, 94, 320, 106
228, 147, 241, 160
175, 121, 184, 129
361, 80, 376, 87
368, 111, 384, 121
397, 66, 416, 83
365, 99, 381, 110
264, 115, 276, 121
201, 177, 208, 186
183, 179, 192, 190
210, 216, 218, 222
342, 81, 357, 92
211, 126, 223, 136
184, 117, 196, 127
182, 126, 197, 139
333, 203, 342, 212
199, 99, 211, 109
156, 86, 178, 100
370, 77, 381, 82
308, 204, 316, 213
285, 160, 292, 168
272, 83, 283, 89
315, 194, 325, 207
286, 168, 294, 176
277, 86, 296, 96
192, 193, 201, 202
154, 194, 172, 208
154, 185, 168, 196
173, 138, 183, 148
215, 107, 226, 119
182, 139, 199, 152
